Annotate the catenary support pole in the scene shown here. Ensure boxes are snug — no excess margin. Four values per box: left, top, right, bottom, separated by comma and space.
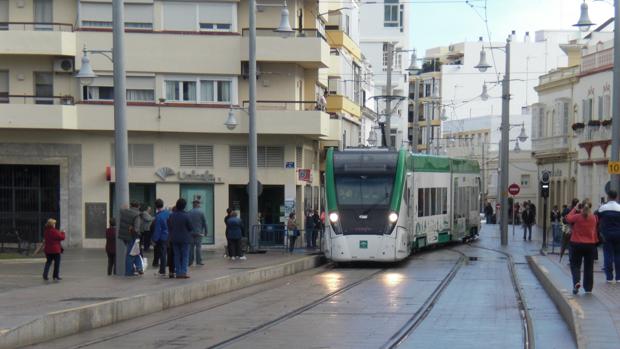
385, 42, 394, 148
499, 37, 511, 246
426, 77, 434, 154
248, 0, 259, 250
610, 0, 620, 193
412, 79, 419, 153
112, 0, 129, 273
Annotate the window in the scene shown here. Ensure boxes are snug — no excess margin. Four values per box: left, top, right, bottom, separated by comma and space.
34, 0, 53, 30
83, 80, 155, 102
80, 3, 153, 29
582, 98, 593, 122
0, 71, 8, 103
34, 72, 53, 104
200, 80, 231, 102
165, 80, 196, 102
296, 146, 303, 168
229, 145, 247, 167
384, 0, 399, 27
180, 145, 214, 167
229, 146, 284, 168
163, 2, 235, 31
603, 95, 611, 119
85, 86, 114, 100
199, 2, 234, 32
111, 144, 154, 167
598, 96, 604, 120
521, 174, 530, 187
0, 0, 8, 30
199, 23, 231, 31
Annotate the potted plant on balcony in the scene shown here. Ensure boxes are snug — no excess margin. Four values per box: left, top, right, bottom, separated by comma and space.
588, 119, 601, 128
602, 119, 612, 128
571, 122, 585, 134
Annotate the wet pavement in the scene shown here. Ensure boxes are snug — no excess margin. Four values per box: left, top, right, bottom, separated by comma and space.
27, 223, 581, 349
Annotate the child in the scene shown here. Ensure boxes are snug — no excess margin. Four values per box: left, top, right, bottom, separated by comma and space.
106, 218, 117, 275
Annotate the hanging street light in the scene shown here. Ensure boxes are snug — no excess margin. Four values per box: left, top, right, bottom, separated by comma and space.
480, 83, 490, 101
573, 1, 595, 32
225, 109, 239, 130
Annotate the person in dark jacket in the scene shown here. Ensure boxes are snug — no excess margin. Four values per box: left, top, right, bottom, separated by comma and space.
168, 198, 194, 278
188, 200, 207, 266
151, 199, 170, 277
305, 210, 315, 249
224, 208, 233, 259
226, 211, 244, 259
105, 218, 116, 275
551, 205, 562, 247
596, 190, 620, 283
43, 218, 65, 281
119, 202, 144, 276
484, 202, 494, 224
312, 210, 321, 249
521, 203, 534, 241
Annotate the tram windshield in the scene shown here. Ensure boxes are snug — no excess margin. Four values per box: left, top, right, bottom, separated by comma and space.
335, 175, 393, 208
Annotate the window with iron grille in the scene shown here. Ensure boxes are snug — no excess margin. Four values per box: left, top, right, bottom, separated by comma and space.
180, 145, 213, 167
111, 144, 154, 167
229, 145, 247, 167
229, 146, 284, 167
296, 146, 303, 168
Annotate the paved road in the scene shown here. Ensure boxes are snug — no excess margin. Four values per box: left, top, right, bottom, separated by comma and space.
30, 225, 577, 349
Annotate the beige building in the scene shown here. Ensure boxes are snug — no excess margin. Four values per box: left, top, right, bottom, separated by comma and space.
408, 66, 442, 153
0, 0, 341, 249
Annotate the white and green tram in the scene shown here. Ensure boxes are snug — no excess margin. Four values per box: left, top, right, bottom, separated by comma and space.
323, 148, 481, 262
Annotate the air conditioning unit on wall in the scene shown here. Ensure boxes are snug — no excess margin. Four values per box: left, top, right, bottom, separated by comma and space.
53, 58, 74, 73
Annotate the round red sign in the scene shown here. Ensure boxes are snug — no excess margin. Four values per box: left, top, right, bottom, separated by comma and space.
508, 183, 520, 196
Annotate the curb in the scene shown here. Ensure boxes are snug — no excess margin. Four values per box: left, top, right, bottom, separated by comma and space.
0, 255, 324, 349
526, 255, 585, 348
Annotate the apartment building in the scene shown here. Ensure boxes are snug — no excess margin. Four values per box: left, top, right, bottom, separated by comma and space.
408, 60, 441, 153
0, 0, 332, 248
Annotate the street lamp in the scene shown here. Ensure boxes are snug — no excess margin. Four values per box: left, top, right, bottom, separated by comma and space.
74, 0, 130, 275
575, 0, 620, 193
224, 108, 240, 130
474, 34, 512, 246
367, 127, 378, 147
480, 83, 490, 101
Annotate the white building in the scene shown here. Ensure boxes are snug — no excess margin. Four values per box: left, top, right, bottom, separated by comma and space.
359, 0, 411, 147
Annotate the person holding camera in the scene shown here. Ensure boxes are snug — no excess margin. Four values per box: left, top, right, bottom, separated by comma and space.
566, 199, 599, 294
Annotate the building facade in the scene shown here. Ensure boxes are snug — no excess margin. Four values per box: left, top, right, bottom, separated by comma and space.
0, 0, 334, 248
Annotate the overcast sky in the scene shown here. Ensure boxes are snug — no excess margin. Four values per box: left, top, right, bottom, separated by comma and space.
410, 0, 614, 54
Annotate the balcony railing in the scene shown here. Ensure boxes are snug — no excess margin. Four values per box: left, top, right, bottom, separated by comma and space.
241, 28, 326, 42
538, 66, 580, 85
0, 22, 73, 32
241, 100, 321, 111
577, 125, 611, 142
0, 95, 75, 105
581, 47, 613, 74
532, 135, 569, 152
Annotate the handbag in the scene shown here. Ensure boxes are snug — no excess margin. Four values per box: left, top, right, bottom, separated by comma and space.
129, 239, 141, 256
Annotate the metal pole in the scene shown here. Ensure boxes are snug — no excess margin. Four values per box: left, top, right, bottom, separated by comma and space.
542, 196, 548, 249
512, 197, 515, 238
412, 78, 419, 153
385, 42, 394, 148
610, 0, 620, 193
500, 37, 511, 246
426, 77, 434, 154
248, 0, 259, 251
481, 142, 485, 212
112, 0, 129, 274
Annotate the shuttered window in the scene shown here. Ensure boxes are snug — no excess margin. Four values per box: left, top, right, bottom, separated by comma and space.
0, 71, 8, 103
229, 146, 283, 167
180, 145, 213, 167
0, 0, 8, 30
111, 144, 154, 167
296, 146, 303, 168
80, 2, 153, 29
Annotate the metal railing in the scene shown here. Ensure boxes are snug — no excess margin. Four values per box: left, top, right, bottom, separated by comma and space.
531, 135, 569, 151
0, 95, 75, 105
577, 125, 611, 141
241, 28, 327, 42
250, 224, 323, 251
538, 66, 580, 85
0, 22, 74, 32
581, 47, 613, 73
241, 100, 321, 111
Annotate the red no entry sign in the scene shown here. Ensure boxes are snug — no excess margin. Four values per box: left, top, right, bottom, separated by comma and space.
508, 183, 520, 196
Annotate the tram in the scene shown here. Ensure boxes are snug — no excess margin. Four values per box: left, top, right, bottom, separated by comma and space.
323, 148, 481, 262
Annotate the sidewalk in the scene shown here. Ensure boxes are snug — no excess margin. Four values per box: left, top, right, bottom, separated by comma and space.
528, 245, 620, 348
0, 248, 323, 349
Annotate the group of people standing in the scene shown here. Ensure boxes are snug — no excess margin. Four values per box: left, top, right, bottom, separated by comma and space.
561, 191, 620, 294
286, 210, 323, 253
106, 198, 209, 279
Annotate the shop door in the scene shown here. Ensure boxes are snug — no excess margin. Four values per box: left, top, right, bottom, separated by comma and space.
0, 165, 60, 243
180, 184, 214, 244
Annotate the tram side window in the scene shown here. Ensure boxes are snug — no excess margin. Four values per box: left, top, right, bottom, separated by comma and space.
424, 188, 431, 216
418, 188, 424, 216
442, 188, 448, 214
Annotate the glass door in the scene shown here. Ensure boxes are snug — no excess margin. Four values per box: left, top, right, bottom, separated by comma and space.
180, 184, 214, 244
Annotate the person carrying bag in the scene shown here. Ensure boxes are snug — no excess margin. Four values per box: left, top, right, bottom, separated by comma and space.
287, 212, 299, 253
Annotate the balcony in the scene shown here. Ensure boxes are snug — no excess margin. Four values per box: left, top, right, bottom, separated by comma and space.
581, 47, 613, 75
240, 28, 330, 68
326, 95, 361, 118
537, 66, 580, 89
0, 95, 77, 129
532, 136, 569, 157
76, 100, 330, 137
325, 30, 361, 62
0, 23, 76, 56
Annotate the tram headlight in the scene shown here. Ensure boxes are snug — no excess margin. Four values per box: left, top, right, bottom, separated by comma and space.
388, 212, 398, 223
329, 212, 339, 223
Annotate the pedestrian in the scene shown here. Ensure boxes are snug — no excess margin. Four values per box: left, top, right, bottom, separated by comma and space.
596, 190, 620, 284
151, 198, 170, 277
105, 218, 116, 276
168, 198, 193, 279
484, 202, 493, 224
521, 203, 534, 241
305, 210, 315, 249
226, 211, 245, 260
287, 212, 299, 253
224, 208, 233, 259
188, 199, 207, 266
566, 199, 599, 294
551, 205, 562, 247
528, 200, 537, 225
42, 218, 65, 281
119, 202, 144, 276
140, 206, 154, 252
312, 210, 321, 249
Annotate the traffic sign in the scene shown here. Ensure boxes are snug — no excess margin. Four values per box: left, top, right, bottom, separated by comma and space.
508, 183, 520, 196
608, 162, 620, 174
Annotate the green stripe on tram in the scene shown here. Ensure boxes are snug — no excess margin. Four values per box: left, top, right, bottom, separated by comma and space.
389, 149, 407, 213
451, 158, 480, 173
325, 147, 338, 212
411, 154, 451, 173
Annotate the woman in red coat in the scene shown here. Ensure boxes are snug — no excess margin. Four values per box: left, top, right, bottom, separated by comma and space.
566, 199, 599, 294
43, 218, 65, 281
